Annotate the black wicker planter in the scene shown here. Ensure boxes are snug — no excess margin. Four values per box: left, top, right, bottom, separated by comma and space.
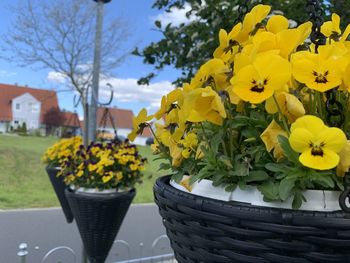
46, 166, 74, 223
65, 187, 135, 263
154, 175, 350, 263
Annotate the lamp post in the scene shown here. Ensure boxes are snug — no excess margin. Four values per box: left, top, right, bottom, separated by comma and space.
88, 0, 112, 143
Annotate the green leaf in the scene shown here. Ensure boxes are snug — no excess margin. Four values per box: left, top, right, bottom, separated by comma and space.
158, 162, 171, 171
245, 170, 269, 182
218, 155, 233, 169
238, 180, 247, 190
313, 174, 335, 188
155, 20, 162, 28
292, 191, 304, 209
225, 184, 237, 192
265, 163, 287, 173
278, 135, 300, 164
279, 177, 296, 201
258, 181, 279, 200
172, 172, 184, 183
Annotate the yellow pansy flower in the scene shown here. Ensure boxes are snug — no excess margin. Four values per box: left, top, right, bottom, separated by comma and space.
291, 45, 347, 92
182, 86, 227, 125
191, 59, 230, 89
231, 53, 291, 104
128, 108, 153, 141
102, 174, 113, 183
265, 92, 305, 123
337, 140, 350, 177
213, 23, 242, 62
260, 120, 288, 161
76, 170, 84, 177
154, 88, 182, 120
289, 115, 346, 170
88, 163, 98, 172
266, 15, 289, 34
321, 13, 341, 38
169, 142, 183, 167
237, 4, 271, 43
276, 22, 312, 58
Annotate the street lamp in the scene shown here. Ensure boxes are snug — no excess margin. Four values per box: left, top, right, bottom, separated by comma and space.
88, 0, 112, 143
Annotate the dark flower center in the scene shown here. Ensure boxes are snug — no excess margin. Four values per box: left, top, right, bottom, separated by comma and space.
313, 70, 329, 84
250, 79, 268, 93
309, 142, 325, 157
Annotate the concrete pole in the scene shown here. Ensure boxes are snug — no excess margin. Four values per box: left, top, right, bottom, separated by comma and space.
88, 0, 106, 142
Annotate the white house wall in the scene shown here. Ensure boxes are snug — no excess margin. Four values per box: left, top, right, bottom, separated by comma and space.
98, 127, 150, 145
11, 93, 41, 130
0, 121, 8, 133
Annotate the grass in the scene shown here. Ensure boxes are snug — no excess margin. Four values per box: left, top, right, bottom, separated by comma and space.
0, 134, 167, 209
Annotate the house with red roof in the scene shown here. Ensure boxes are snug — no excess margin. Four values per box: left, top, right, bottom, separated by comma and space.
0, 83, 80, 135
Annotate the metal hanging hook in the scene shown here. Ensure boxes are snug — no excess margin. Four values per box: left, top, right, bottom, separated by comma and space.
98, 83, 114, 106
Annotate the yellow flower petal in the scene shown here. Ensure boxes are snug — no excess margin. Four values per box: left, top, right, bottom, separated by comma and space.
317, 127, 347, 153
337, 140, 350, 177
260, 120, 288, 152
232, 53, 291, 104
267, 15, 289, 34
289, 128, 314, 153
300, 148, 340, 170
290, 115, 325, 135
180, 175, 193, 191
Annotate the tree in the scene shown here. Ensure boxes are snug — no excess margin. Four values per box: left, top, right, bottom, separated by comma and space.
135, 0, 347, 86
42, 107, 65, 135
2, 0, 129, 144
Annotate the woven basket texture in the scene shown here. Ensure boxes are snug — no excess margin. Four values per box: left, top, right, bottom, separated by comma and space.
154, 176, 350, 263
65, 187, 135, 263
46, 166, 74, 223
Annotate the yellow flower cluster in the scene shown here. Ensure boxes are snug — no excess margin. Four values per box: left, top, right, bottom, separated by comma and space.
58, 140, 145, 190
42, 136, 82, 167
129, 5, 350, 178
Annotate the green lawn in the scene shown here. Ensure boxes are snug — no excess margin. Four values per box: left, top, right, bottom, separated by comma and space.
0, 134, 167, 209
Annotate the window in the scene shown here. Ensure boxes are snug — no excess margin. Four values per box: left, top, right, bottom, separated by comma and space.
14, 120, 19, 124
15, 103, 20, 110
29, 103, 39, 113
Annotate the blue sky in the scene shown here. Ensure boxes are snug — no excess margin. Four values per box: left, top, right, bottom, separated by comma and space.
0, 0, 191, 118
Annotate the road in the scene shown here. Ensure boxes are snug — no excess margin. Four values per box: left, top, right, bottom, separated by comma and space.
0, 204, 172, 263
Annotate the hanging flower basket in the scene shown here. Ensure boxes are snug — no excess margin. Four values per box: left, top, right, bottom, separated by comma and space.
46, 166, 74, 223
42, 136, 83, 223
125, 1, 350, 262
65, 187, 135, 263
154, 176, 350, 263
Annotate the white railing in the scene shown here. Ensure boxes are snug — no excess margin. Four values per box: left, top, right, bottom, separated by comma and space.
17, 235, 176, 263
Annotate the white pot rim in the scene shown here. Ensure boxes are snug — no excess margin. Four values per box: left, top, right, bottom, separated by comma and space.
170, 178, 343, 212
70, 185, 132, 194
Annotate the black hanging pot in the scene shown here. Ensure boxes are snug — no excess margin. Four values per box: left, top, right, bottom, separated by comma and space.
46, 166, 74, 223
65, 187, 135, 263
154, 176, 350, 263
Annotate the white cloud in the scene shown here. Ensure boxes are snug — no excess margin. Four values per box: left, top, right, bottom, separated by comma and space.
151, 4, 196, 27
99, 77, 174, 113
47, 70, 175, 113
47, 71, 67, 84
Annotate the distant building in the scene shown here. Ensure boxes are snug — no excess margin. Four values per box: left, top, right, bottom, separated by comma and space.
0, 83, 80, 135
96, 107, 152, 145
0, 83, 58, 133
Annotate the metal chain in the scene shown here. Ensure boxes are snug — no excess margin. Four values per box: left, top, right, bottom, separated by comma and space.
306, 0, 350, 212
325, 89, 345, 128
306, 0, 326, 53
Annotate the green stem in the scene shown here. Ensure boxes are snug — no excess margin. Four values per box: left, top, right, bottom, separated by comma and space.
200, 123, 210, 144
272, 94, 290, 135
147, 124, 161, 146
